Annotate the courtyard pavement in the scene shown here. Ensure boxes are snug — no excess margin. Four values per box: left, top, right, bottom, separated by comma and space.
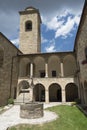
0, 102, 65, 130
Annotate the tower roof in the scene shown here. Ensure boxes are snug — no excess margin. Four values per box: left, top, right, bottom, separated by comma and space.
19, 6, 42, 23
25, 6, 37, 11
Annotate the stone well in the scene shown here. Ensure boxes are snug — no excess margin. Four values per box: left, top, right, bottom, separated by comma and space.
20, 102, 43, 119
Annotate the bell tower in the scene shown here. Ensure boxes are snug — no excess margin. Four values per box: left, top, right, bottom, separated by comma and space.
19, 7, 41, 54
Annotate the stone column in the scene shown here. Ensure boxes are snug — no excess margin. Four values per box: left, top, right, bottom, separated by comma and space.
30, 63, 33, 78
45, 62, 48, 77
45, 89, 49, 103
62, 89, 66, 102
29, 87, 33, 101
60, 62, 64, 77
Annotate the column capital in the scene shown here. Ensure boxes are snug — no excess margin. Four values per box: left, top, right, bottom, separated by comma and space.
62, 88, 65, 91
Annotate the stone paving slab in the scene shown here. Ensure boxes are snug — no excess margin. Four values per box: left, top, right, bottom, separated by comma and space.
0, 103, 59, 130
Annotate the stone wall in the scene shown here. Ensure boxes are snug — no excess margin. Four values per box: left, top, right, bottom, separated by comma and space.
74, 1, 87, 105
75, 2, 87, 81
0, 33, 22, 106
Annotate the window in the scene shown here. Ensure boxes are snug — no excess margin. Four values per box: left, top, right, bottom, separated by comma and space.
85, 47, 87, 59
40, 71, 45, 78
25, 21, 32, 31
52, 70, 56, 77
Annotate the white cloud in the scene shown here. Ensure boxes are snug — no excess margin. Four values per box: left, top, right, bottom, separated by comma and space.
55, 15, 80, 38
46, 45, 56, 52
0, 0, 84, 40
59, 9, 70, 18
42, 9, 80, 39
45, 39, 56, 52
74, 15, 80, 25
11, 38, 19, 47
42, 15, 64, 31
41, 35, 48, 44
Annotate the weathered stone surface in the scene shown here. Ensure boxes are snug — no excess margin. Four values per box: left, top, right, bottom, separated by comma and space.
0, 33, 22, 106
20, 103, 43, 119
19, 7, 41, 54
75, 2, 87, 105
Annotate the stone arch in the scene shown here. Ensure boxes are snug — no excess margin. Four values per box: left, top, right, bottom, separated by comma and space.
19, 58, 30, 77
63, 55, 76, 77
34, 56, 45, 77
65, 83, 78, 102
18, 80, 30, 94
0, 47, 4, 67
34, 83, 45, 102
48, 55, 61, 78
49, 83, 62, 102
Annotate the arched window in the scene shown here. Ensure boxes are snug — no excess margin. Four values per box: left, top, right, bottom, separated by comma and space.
85, 47, 87, 59
0, 48, 4, 67
25, 21, 32, 31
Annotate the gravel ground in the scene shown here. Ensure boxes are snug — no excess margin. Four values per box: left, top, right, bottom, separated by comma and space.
0, 103, 61, 130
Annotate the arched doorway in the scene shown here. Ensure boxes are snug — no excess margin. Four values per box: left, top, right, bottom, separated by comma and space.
34, 84, 45, 102
65, 83, 78, 102
49, 83, 62, 102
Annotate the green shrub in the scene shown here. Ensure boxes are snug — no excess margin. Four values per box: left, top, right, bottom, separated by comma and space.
8, 98, 14, 104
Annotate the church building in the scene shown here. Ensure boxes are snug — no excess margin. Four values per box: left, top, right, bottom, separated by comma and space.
0, 0, 87, 106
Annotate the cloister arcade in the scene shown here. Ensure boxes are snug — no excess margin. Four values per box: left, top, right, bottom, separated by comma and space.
16, 53, 79, 103
18, 53, 77, 78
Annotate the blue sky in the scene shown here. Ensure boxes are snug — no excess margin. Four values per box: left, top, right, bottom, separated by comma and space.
0, 0, 85, 53
41, 11, 80, 52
